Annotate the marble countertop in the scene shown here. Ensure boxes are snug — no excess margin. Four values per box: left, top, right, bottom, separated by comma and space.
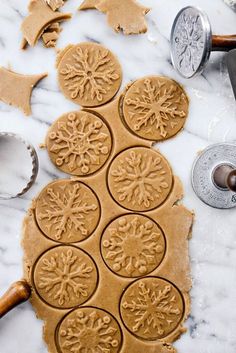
0, 0, 236, 352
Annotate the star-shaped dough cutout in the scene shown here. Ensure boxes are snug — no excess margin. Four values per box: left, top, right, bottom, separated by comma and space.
79, 0, 150, 35
0, 67, 47, 116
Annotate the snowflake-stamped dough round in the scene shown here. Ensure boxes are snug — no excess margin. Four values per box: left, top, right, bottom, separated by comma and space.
57, 307, 122, 353
35, 179, 100, 243
120, 277, 184, 340
123, 76, 189, 141
108, 147, 173, 211
33, 246, 98, 309
57, 42, 122, 107
101, 214, 166, 277
46, 111, 112, 176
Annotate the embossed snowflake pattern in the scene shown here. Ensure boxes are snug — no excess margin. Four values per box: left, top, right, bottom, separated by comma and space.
36, 182, 99, 242
59, 308, 121, 353
125, 78, 186, 138
121, 278, 183, 340
173, 12, 204, 75
36, 248, 97, 308
48, 112, 111, 175
60, 46, 120, 102
109, 148, 172, 211
102, 215, 165, 277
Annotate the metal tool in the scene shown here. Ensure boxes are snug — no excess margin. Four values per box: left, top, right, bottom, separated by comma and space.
170, 6, 236, 79
0, 133, 38, 200
224, 0, 236, 12
227, 49, 236, 99
192, 143, 236, 209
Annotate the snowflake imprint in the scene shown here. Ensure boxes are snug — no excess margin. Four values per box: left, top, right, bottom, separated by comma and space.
36, 180, 100, 243
47, 111, 112, 176
58, 307, 122, 353
124, 77, 188, 141
102, 214, 165, 277
109, 147, 172, 211
121, 278, 184, 340
172, 10, 205, 77
59, 43, 121, 106
34, 247, 97, 308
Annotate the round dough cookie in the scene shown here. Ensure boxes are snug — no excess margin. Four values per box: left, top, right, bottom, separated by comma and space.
46, 111, 112, 176
108, 147, 173, 211
57, 307, 122, 353
33, 246, 98, 309
122, 76, 189, 141
35, 179, 100, 243
101, 214, 166, 278
57, 42, 122, 107
120, 277, 184, 340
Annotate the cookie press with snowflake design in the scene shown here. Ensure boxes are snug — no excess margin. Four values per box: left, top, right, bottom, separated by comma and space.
171, 6, 236, 98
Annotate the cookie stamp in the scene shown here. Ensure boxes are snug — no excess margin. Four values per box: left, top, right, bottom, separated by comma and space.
108, 147, 173, 211
57, 42, 122, 107
46, 111, 112, 176
33, 246, 98, 309
123, 76, 189, 141
120, 277, 184, 340
35, 179, 100, 243
101, 214, 166, 278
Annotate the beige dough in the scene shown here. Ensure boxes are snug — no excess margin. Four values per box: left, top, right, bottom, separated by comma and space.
79, 0, 150, 35
42, 22, 61, 48
0, 67, 47, 116
108, 147, 173, 212
22, 97, 193, 353
45, 0, 65, 11
46, 111, 112, 176
57, 42, 122, 107
35, 179, 100, 243
22, 43, 193, 353
123, 76, 189, 141
21, 0, 71, 47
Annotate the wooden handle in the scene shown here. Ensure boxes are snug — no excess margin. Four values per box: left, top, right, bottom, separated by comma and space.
212, 34, 236, 52
213, 165, 236, 192
0, 281, 31, 319
227, 170, 236, 192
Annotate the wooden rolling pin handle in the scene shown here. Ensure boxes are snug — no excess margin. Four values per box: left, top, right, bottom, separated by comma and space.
227, 170, 236, 192
212, 34, 236, 52
0, 281, 31, 319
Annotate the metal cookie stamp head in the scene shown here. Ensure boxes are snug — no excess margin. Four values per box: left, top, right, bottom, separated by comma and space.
192, 143, 236, 209
171, 6, 236, 79
170, 6, 212, 79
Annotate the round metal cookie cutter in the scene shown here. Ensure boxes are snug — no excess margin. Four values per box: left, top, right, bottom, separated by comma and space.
170, 6, 236, 79
192, 143, 236, 209
0, 132, 38, 200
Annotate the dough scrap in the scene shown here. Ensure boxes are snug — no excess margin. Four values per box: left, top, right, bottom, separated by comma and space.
45, 0, 65, 11
21, 0, 71, 47
79, 0, 150, 34
42, 23, 61, 48
79, 0, 99, 9
0, 67, 47, 116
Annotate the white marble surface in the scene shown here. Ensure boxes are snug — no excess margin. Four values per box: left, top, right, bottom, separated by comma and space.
0, 0, 236, 352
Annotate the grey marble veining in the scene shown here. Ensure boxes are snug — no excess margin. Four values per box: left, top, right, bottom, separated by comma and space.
0, 1, 236, 353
